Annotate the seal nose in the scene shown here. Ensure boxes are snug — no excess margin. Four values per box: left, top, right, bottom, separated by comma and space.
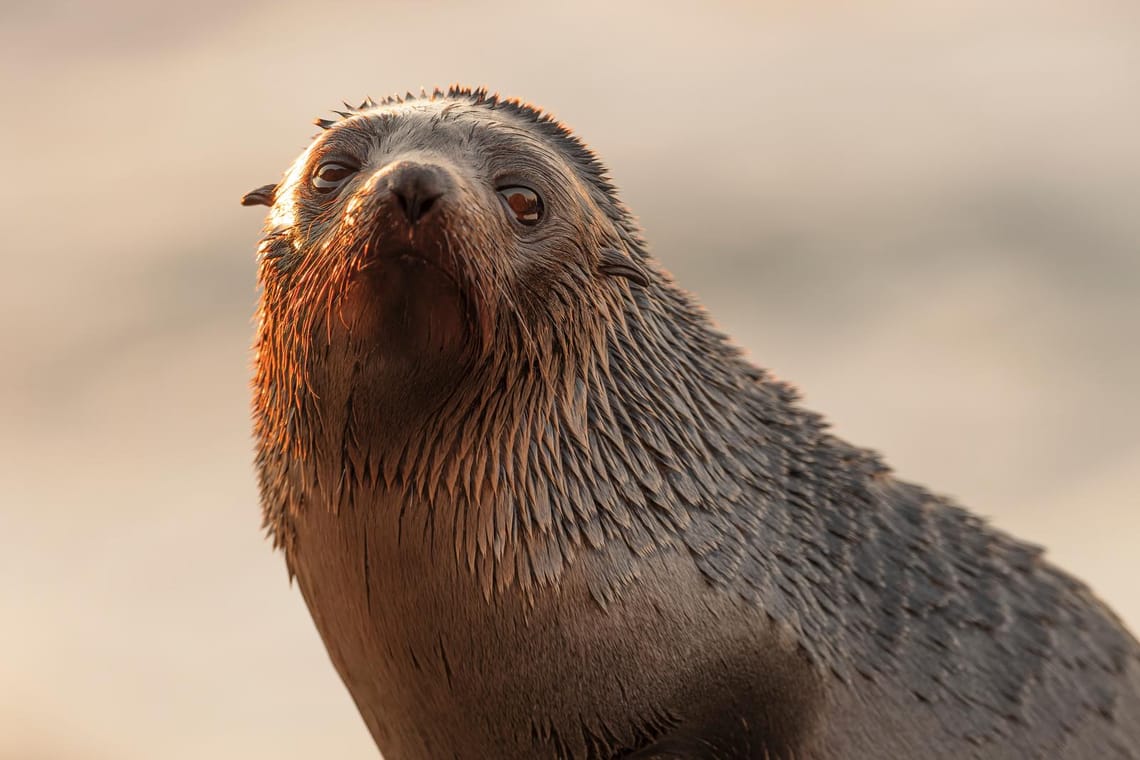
384, 162, 447, 226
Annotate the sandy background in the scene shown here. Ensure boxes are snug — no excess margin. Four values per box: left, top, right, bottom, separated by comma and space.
2, 1, 1138, 757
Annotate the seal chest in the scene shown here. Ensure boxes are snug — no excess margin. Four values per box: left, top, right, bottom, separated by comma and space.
246, 87, 1140, 759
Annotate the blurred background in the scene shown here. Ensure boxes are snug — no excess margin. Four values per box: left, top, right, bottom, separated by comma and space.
2, 0, 1138, 757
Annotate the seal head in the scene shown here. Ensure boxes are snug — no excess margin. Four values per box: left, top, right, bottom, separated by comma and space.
248, 88, 656, 562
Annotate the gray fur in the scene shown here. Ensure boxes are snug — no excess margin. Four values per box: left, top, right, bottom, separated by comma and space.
246, 86, 1140, 759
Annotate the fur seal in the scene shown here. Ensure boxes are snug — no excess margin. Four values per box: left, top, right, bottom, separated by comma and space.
243, 86, 1140, 759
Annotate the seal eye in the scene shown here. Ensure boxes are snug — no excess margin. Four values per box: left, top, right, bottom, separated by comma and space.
496, 186, 543, 226
312, 160, 357, 193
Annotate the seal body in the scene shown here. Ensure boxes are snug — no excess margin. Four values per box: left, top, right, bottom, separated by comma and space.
247, 87, 1140, 758
291, 489, 823, 758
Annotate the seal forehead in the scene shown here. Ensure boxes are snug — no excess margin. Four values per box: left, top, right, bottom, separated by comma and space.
334, 98, 567, 164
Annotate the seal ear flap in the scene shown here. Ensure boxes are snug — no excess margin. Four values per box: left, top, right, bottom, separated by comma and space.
598, 247, 650, 288
241, 183, 278, 207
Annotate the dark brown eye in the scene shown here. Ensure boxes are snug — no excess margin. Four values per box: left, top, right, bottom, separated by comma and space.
496, 185, 543, 226
312, 160, 357, 193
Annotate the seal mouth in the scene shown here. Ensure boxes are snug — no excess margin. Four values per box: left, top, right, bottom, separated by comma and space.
394, 250, 459, 284
354, 237, 463, 292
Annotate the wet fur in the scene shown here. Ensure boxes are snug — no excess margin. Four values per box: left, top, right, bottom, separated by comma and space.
249, 87, 1140, 758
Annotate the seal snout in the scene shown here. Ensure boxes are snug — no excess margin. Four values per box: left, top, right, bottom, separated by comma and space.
378, 161, 451, 226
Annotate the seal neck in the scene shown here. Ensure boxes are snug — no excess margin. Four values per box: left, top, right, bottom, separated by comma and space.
259, 269, 882, 609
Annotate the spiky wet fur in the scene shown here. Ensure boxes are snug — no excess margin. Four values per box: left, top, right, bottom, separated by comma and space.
250, 86, 1140, 759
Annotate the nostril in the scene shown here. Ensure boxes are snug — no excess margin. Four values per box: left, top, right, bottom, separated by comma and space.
417, 194, 438, 218
392, 188, 411, 219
